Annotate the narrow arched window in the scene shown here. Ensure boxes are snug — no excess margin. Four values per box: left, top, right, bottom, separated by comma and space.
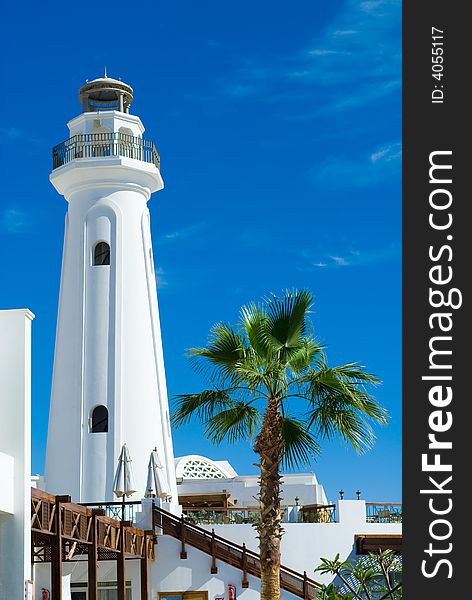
91, 405, 108, 432
93, 241, 110, 266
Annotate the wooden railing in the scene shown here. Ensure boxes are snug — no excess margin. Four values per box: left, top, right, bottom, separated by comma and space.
153, 504, 322, 599
31, 488, 154, 561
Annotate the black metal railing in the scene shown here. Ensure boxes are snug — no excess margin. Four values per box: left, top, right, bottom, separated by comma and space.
300, 504, 337, 523
183, 507, 261, 525
52, 132, 160, 170
366, 502, 402, 523
80, 500, 142, 523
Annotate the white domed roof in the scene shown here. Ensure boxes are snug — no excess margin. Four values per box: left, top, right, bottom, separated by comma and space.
174, 455, 236, 479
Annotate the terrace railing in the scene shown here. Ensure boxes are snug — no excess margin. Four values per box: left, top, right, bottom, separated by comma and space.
31, 488, 154, 563
183, 507, 261, 525
182, 505, 309, 525
300, 504, 337, 523
366, 502, 402, 523
80, 501, 142, 523
52, 132, 160, 170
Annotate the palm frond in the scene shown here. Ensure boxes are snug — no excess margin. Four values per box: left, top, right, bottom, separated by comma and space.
301, 361, 387, 453
265, 289, 313, 351
205, 402, 262, 444
286, 338, 323, 375
172, 389, 235, 427
301, 363, 387, 423
188, 323, 246, 382
280, 416, 320, 469
240, 302, 272, 360
308, 401, 377, 453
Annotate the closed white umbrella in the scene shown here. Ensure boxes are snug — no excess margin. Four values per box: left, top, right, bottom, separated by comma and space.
145, 447, 171, 500
113, 443, 137, 519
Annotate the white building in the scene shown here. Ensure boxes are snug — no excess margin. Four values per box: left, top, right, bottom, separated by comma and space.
44, 74, 177, 505
0, 75, 401, 600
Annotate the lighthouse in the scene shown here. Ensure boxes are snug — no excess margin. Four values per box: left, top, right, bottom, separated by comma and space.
44, 74, 178, 503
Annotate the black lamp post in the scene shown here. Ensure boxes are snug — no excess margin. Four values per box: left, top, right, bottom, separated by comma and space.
339, 490, 344, 500
356, 490, 361, 500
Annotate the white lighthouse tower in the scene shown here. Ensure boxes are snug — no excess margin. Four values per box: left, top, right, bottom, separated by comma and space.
44, 74, 178, 503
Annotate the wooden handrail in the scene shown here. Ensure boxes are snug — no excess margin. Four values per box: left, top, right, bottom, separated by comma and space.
153, 504, 322, 598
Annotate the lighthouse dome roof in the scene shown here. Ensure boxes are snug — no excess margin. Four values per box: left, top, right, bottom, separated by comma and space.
79, 71, 133, 113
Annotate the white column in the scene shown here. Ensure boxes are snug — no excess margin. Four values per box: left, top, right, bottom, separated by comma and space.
0, 309, 34, 599
45, 144, 178, 505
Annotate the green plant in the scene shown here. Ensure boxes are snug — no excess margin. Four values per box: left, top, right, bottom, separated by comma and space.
172, 290, 387, 600
316, 550, 402, 600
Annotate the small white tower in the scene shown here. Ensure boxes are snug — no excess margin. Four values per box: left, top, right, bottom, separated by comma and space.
44, 74, 178, 503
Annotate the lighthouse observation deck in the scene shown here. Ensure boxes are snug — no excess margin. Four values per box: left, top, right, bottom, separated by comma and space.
52, 132, 160, 170
52, 72, 160, 171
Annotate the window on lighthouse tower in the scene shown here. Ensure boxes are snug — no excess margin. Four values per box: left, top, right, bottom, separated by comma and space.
93, 241, 110, 265
91, 405, 108, 433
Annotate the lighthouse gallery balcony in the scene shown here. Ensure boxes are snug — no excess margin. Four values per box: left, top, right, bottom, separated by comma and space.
52, 132, 160, 170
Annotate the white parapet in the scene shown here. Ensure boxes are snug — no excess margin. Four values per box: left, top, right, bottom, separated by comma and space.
0, 308, 34, 600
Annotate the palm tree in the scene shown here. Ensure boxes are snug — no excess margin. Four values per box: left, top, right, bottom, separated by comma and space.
172, 290, 388, 600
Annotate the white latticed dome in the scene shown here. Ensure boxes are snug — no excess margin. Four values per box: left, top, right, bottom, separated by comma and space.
174, 455, 235, 479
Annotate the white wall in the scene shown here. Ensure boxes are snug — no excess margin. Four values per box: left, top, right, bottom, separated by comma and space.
0, 309, 34, 600
32, 501, 401, 598
177, 472, 328, 508
206, 501, 401, 585
0, 452, 14, 514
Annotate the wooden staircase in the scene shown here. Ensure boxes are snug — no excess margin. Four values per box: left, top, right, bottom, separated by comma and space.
152, 505, 321, 599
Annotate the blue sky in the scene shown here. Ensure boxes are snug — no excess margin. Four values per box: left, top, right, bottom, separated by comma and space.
0, 0, 401, 502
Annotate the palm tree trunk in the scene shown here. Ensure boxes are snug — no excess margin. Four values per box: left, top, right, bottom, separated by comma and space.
254, 397, 283, 600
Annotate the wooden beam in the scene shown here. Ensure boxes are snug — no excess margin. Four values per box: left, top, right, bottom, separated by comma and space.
88, 512, 99, 600
140, 534, 149, 600
355, 534, 402, 554
117, 523, 126, 600
210, 529, 218, 574
241, 543, 248, 588
51, 496, 69, 600
180, 515, 187, 559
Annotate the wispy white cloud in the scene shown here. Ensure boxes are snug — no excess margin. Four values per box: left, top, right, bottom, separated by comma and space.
210, 0, 400, 117
0, 208, 30, 233
332, 29, 359, 36
308, 243, 399, 269
370, 142, 402, 163
0, 126, 23, 140
360, 0, 394, 14
158, 221, 206, 244
308, 141, 401, 188
0, 126, 44, 144
330, 255, 349, 266
307, 49, 350, 57
156, 267, 167, 288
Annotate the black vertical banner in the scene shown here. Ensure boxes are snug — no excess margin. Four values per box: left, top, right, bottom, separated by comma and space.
403, 2, 469, 598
